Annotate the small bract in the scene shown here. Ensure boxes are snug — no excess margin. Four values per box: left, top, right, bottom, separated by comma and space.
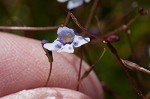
57, 0, 91, 10
43, 26, 90, 53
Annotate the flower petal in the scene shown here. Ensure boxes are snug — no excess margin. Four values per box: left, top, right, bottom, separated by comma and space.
67, 0, 83, 9
73, 35, 90, 47
57, 44, 74, 53
57, 26, 74, 35
41, 40, 49, 45
84, 0, 91, 3
57, 0, 68, 3
43, 40, 62, 51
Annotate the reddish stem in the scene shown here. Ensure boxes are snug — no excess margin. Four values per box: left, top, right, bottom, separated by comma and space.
64, 13, 70, 26
77, 47, 83, 90
126, 32, 137, 61
104, 41, 144, 99
45, 62, 53, 87
0, 25, 60, 31
85, 0, 99, 29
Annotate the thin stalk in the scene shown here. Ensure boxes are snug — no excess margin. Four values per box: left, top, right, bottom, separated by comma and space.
125, 14, 140, 61
0, 25, 60, 31
122, 59, 150, 75
69, 5, 101, 90
83, 47, 92, 65
106, 14, 140, 36
69, 10, 145, 99
82, 0, 100, 67
126, 31, 137, 61
73, 48, 105, 89
127, 14, 140, 27
106, 25, 124, 36
85, 0, 99, 29
68, 11, 105, 40
45, 62, 53, 87
95, 16, 104, 34
64, 13, 70, 26
106, 4, 136, 31
104, 41, 144, 99
77, 47, 83, 90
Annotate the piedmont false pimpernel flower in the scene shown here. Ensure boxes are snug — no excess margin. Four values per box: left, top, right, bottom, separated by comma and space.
57, 0, 91, 10
43, 26, 90, 53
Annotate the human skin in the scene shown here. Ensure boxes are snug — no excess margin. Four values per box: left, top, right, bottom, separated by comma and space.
0, 32, 103, 99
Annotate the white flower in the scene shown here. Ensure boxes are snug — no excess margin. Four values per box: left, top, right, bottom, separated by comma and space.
57, 0, 91, 10
43, 26, 90, 53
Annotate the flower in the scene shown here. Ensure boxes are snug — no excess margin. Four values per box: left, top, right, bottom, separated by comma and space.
43, 26, 90, 53
57, 0, 91, 10
41, 40, 53, 62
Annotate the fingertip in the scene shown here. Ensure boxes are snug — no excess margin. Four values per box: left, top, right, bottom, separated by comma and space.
0, 32, 103, 99
1, 88, 92, 99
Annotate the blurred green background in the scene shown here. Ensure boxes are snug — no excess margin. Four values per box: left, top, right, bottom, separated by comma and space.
0, 0, 150, 99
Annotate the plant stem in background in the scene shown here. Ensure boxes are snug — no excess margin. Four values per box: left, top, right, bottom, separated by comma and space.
77, 47, 83, 90
77, 0, 100, 90
64, 13, 70, 26
68, 11, 105, 40
95, 16, 104, 34
0, 25, 60, 31
125, 13, 140, 61
125, 31, 137, 61
83, 47, 93, 65
104, 41, 144, 99
85, 0, 99, 29
122, 59, 150, 75
74, 48, 105, 90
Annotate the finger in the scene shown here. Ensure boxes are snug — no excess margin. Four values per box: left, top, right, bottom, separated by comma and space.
0, 32, 103, 99
1, 88, 92, 99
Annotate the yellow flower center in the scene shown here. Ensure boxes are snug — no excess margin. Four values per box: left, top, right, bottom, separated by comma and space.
63, 34, 73, 41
